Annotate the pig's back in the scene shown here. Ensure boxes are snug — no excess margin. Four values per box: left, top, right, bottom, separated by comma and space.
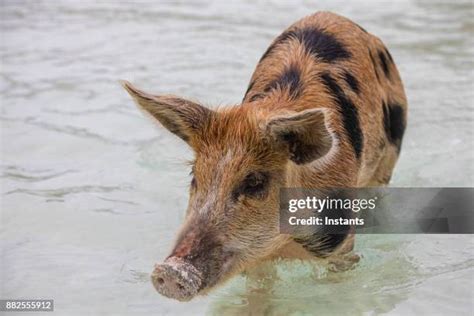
243, 11, 407, 186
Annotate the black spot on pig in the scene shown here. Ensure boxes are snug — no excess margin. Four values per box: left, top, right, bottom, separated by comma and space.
296, 27, 352, 63
264, 64, 303, 99
259, 30, 296, 62
321, 72, 363, 159
342, 71, 360, 94
378, 50, 391, 78
260, 27, 351, 63
294, 233, 347, 257
382, 101, 406, 152
293, 189, 353, 257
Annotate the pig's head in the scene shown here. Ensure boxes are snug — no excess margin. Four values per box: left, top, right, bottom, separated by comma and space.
121, 81, 333, 301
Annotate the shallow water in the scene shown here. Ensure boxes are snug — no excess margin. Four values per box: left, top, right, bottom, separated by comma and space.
1, 1, 473, 315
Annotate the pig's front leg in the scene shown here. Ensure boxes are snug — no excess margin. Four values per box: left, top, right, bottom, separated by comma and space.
244, 261, 279, 294
273, 236, 360, 273
326, 234, 360, 272
327, 253, 360, 272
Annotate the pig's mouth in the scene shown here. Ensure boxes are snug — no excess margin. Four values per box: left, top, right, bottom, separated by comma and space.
151, 251, 238, 301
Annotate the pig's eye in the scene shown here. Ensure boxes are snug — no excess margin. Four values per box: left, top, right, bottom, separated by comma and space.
234, 172, 269, 199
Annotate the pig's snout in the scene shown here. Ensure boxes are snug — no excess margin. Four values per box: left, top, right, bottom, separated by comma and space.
151, 257, 203, 301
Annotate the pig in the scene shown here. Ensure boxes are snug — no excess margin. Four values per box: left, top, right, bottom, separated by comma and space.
122, 11, 407, 301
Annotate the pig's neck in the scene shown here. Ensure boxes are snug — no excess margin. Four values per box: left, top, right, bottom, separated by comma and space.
285, 159, 357, 188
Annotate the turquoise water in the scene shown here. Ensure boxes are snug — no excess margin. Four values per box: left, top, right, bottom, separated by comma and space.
1, 1, 473, 315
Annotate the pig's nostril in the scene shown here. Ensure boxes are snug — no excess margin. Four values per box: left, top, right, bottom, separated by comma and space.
152, 258, 203, 301
156, 277, 165, 285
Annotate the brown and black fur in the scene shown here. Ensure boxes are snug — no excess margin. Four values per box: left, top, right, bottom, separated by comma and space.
243, 12, 407, 188
239, 12, 407, 259
122, 11, 407, 301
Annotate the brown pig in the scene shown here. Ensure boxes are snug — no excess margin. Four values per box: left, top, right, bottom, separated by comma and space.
122, 11, 407, 301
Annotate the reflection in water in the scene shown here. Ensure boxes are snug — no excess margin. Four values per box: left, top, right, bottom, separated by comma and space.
209, 236, 418, 315
1, 0, 473, 315
209, 235, 473, 315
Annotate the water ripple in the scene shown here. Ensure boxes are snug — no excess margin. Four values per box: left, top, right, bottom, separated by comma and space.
1, 165, 76, 182
5, 184, 133, 198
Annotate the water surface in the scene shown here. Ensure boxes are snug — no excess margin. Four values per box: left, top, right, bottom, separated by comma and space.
1, 1, 473, 315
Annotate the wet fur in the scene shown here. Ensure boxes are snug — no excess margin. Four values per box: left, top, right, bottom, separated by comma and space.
123, 11, 407, 297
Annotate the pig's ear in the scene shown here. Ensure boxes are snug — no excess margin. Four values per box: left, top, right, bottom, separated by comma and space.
121, 80, 212, 143
265, 109, 333, 164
